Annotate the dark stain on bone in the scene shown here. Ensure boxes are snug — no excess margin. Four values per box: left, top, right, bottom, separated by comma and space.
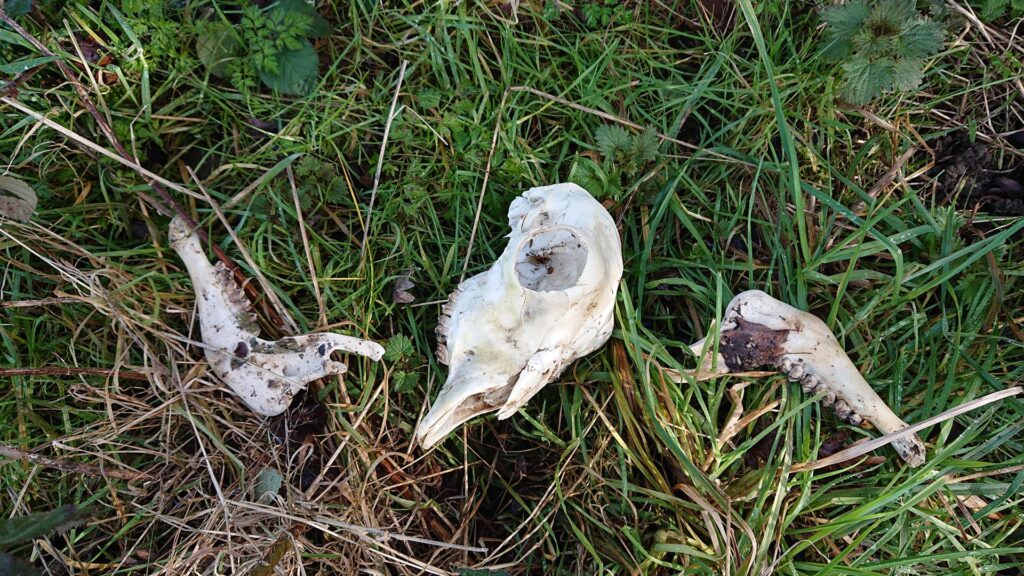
318, 343, 327, 357
234, 341, 249, 358
718, 318, 789, 371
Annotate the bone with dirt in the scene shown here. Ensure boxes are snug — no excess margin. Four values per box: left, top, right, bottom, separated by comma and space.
688, 290, 926, 467
169, 217, 384, 416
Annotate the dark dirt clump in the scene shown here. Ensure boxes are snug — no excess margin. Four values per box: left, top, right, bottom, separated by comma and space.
929, 131, 1024, 216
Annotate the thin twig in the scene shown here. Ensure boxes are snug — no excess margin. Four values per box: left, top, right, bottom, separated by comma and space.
792, 386, 1023, 472
0, 444, 151, 481
0, 366, 151, 381
360, 60, 408, 261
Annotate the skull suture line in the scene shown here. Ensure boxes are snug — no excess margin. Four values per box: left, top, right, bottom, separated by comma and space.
169, 217, 384, 416
688, 290, 927, 467
415, 183, 624, 448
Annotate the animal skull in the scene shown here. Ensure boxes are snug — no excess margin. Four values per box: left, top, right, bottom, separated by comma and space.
415, 183, 623, 448
688, 290, 926, 466
169, 217, 384, 416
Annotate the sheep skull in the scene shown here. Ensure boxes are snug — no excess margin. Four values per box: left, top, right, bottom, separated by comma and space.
415, 183, 623, 448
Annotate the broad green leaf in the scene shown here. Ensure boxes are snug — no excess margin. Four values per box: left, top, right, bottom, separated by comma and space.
841, 56, 895, 104
259, 38, 318, 95
196, 22, 241, 78
821, 0, 869, 40
0, 174, 37, 222
871, 0, 916, 24
0, 505, 80, 547
981, 0, 1010, 21
892, 57, 925, 91
900, 19, 944, 59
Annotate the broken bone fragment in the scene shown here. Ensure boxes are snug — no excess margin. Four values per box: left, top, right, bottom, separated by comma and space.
688, 290, 926, 467
169, 217, 384, 416
415, 183, 623, 448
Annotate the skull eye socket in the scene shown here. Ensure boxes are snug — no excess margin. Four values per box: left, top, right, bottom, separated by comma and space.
514, 228, 588, 292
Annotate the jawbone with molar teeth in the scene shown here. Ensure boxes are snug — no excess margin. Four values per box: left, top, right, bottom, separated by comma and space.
689, 290, 926, 467
169, 217, 384, 416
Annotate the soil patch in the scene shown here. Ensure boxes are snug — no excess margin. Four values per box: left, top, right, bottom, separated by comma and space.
930, 131, 1024, 216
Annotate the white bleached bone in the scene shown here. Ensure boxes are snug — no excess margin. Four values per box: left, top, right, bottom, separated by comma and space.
688, 290, 926, 466
169, 217, 384, 416
416, 183, 623, 448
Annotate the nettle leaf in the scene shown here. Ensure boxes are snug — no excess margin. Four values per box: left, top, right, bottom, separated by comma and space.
869, 0, 916, 25
0, 174, 37, 222
196, 22, 241, 78
981, 0, 1010, 21
892, 57, 925, 91
821, 0, 869, 59
259, 38, 318, 95
0, 505, 81, 547
841, 56, 895, 104
900, 19, 944, 60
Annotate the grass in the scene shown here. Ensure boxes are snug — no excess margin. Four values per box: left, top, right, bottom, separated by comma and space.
1, 1, 1024, 574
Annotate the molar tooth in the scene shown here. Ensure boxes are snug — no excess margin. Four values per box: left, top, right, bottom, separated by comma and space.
787, 361, 805, 381
821, 391, 836, 406
780, 357, 794, 374
833, 400, 851, 419
848, 413, 863, 426
800, 374, 819, 393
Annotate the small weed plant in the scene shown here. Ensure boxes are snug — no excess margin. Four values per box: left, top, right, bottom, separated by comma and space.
196, 0, 328, 95
821, 0, 946, 104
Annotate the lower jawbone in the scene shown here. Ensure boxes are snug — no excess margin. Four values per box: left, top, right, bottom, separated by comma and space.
688, 290, 927, 467
415, 183, 623, 448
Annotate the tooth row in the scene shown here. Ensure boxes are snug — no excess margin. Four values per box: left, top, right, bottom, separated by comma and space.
778, 357, 863, 426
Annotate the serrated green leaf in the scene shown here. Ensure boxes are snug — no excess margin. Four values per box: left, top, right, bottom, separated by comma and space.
981, 0, 1010, 21
892, 57, 925, 91
841, 56, 895, 104
393, 370, 420, 394
871, 0, 916, 24
384, 334, 415, 362
0, 505, 80, 547
821, 0, 870, 38
900, 19, 944, 59
0, 553, 40, 576
196, 22, 241, 78
273, 0, 331, 37
4, 0, 33, 17
259, 38, 318, 95
594, 125, 632, 159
